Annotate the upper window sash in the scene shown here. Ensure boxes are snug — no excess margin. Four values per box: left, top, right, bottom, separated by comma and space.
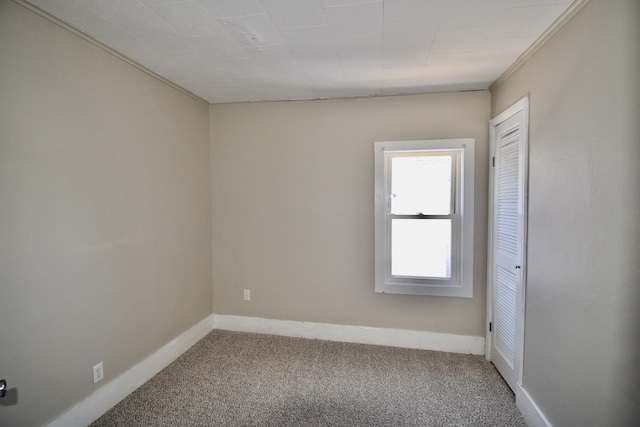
387, 151, 458, 216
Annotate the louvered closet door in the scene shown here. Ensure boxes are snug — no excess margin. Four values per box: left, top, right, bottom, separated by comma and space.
489, 101, 527, 393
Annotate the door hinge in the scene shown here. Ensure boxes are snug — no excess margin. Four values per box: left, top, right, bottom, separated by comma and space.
489, 322, 492, 332
492, 157, 495, 167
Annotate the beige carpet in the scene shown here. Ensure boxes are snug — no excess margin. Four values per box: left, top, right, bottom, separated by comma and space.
91, 330, 526, 426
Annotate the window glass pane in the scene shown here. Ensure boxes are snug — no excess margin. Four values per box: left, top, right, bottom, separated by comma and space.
391, 219, 451, 279
390, 155, 452, 215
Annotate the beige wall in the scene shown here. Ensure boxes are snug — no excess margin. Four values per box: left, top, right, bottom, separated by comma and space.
210, 91, 490, 336
491, 0, 640, 425
0, 1, 212, 426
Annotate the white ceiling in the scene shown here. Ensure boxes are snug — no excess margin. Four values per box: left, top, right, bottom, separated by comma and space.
27, 0, 574, 104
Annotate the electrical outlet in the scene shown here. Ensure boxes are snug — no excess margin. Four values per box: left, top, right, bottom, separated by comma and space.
243, 289, 250, 301
93, 362, 104, 384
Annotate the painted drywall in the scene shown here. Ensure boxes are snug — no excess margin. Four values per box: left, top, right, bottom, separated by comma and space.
491, 0, 640, 425
210, 91, 490, 337
0, 1, 212, 426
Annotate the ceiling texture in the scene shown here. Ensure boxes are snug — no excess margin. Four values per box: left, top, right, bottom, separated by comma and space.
26, 0, 574, 104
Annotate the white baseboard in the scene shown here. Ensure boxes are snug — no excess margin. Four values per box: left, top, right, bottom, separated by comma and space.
213, 314, 485, 355
46, 314, 216, 427
516, 383, 552, 427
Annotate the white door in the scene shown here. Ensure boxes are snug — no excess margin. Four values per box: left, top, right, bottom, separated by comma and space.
487, 97, 528, 392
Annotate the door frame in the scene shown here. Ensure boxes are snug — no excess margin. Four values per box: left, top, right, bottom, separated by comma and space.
485, 96, 529, 388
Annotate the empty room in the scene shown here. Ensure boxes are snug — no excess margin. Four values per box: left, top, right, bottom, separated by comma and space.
1, 0, 639, 426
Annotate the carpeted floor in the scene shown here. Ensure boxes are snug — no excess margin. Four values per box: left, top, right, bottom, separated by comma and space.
91, 330, 526, 426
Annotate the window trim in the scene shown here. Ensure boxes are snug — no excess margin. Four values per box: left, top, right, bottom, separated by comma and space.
374, 139, 475, 298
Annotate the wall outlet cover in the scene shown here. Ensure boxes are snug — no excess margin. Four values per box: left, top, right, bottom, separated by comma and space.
93, 362, 104, 384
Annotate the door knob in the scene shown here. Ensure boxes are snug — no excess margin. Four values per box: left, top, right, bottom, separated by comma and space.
0, 379, 6, 398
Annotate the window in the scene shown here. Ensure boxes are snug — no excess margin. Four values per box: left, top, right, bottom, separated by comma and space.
374, 139, 475, 297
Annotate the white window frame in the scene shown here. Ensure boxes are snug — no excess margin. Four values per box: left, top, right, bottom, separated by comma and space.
374, 139, 475, 298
